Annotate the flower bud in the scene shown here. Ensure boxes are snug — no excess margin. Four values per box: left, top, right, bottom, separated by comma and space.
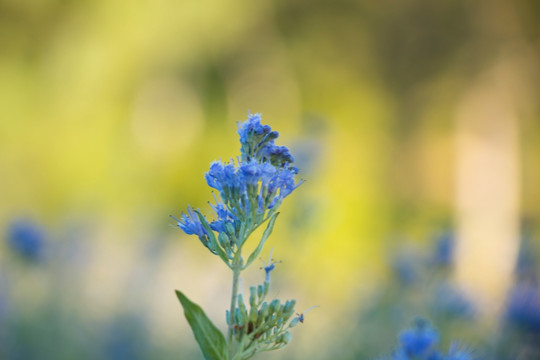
249, 286, 257, 307
238, 294, 248, 322
283, 300, 296, 314
260, 302, 269, 322
282, 331, 292, 344
249, 306, 258, 324
218, 232, 229, 249
225, 222, 235, 236
269, 299, 281, 314
234, 308, 242, 324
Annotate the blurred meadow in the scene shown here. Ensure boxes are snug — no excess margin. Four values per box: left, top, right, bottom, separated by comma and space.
1, 0, 540, 359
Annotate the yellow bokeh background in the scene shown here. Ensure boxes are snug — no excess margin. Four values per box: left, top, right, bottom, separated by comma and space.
1, 0, 539, 358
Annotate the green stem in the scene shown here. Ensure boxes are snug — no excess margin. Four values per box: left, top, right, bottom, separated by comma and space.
228, 263, 242, 358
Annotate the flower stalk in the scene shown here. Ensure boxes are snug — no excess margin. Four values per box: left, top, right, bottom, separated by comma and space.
172, 113, 312, 360
228, 260, 241, 348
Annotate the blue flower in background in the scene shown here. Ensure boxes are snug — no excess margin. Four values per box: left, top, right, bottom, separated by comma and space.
505, 282, 540, 333
6, 219, 45, 261
399, 318, 439, 357
382, 319, 475, 360
431, 232, 455, 268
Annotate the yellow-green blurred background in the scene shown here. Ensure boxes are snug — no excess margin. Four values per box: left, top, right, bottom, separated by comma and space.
1, 0, 540, 359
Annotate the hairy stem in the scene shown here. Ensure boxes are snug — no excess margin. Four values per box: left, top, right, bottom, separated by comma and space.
228, 262, 242, 358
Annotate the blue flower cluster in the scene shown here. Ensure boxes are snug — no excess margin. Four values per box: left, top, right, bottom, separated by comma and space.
172, 113, 301, 264
384, 319, 474, 360
238, 113, 294, 167
6, 219, 45, 261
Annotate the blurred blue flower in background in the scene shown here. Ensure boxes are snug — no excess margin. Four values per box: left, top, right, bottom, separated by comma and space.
6, 219, 46, 261
399, 318, 440, 357
505, 282, 540, 333
382, 319, 475, 360
431, 232, 455, 268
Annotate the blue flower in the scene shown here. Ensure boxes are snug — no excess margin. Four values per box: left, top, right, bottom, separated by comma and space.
259, 143, 294, 167
260, 249, 280, 283
383, 319, 475, 360
238, 113, 271, 144
238, 113, 275, 162
267, 167, 300, 201
6, 219, 45, 261
171, 207, 211, 249
431, 232, 455, 268
175, 111, 301, 259
399, 319, 439, 357
205, 161, 238, 193
239, 160, 263, 186
205, 160, 300, 216
505, 282, 540, 333
238, 113, 295, 168
209, 202, 237, 235
259, 162, 277, 185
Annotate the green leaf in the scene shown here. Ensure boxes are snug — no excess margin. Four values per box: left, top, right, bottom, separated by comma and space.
175, 290, 229, 360
244, 212, 280, 269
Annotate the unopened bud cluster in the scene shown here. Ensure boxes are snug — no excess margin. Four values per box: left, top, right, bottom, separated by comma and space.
226, 279, 297, 356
